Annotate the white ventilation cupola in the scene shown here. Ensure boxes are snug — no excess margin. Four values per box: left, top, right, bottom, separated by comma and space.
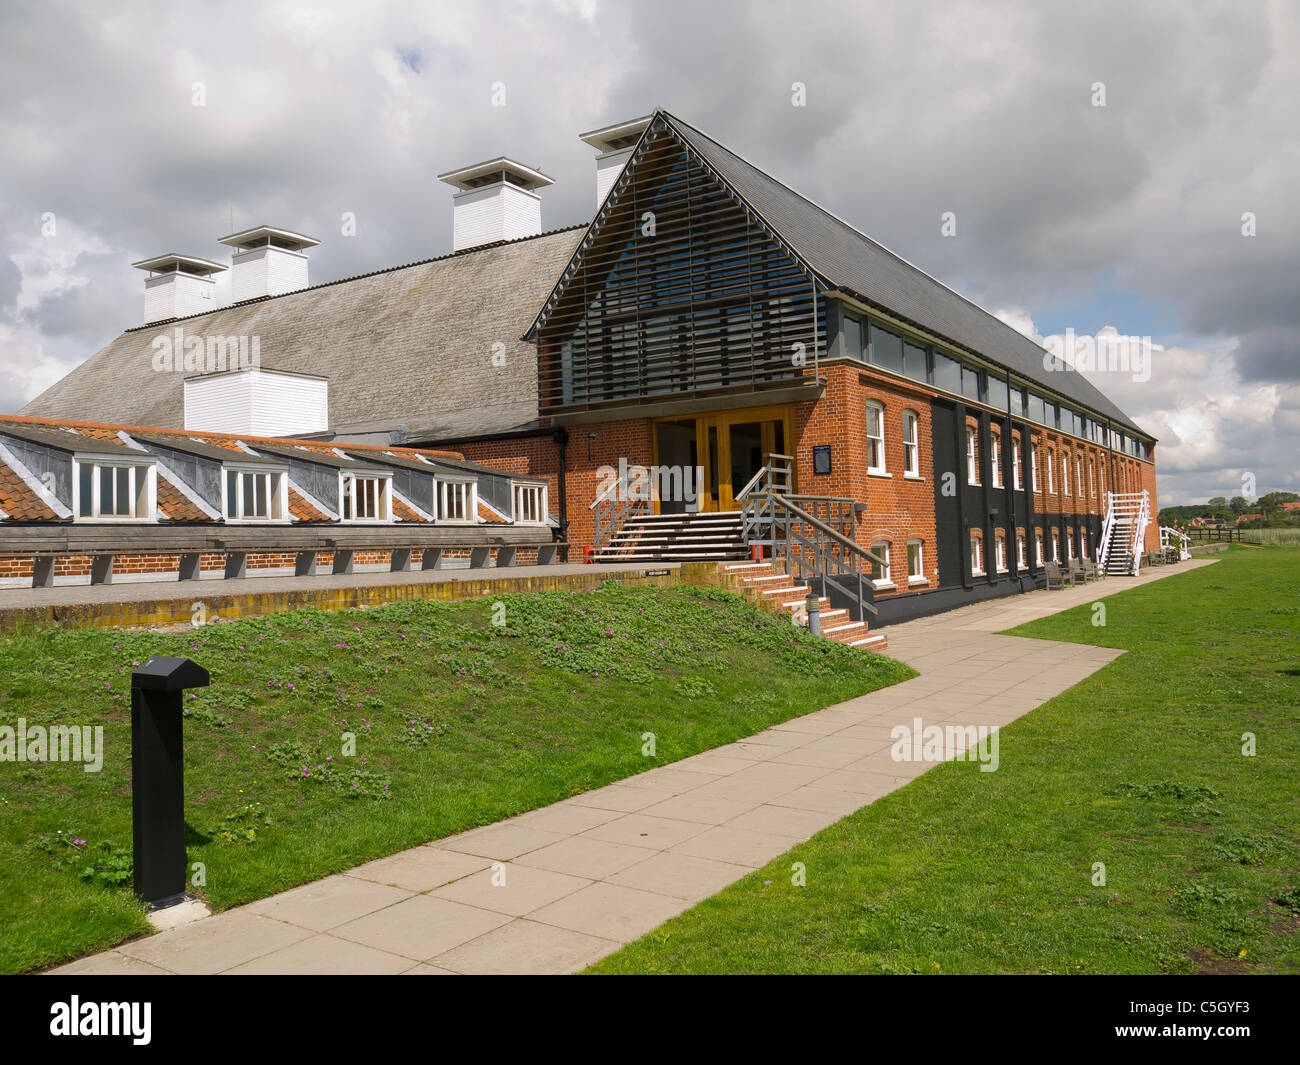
437, 158, 553, 252
132, 254, 227, 324
579, 115, 653, 210
218, 225, 320, 302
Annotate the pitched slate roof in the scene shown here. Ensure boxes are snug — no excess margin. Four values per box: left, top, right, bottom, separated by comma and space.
658, 112, 1150, 436
20, 226, 587, 440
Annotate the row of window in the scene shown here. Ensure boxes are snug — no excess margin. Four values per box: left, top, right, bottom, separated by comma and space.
971, 526, 1090, 576
72, 456, 546, 526
843, 310, 1152, 458
963, 425, 1106, 500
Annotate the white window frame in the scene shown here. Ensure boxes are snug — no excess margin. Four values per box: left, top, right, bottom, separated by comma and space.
1016, 533, 1027, 569
990, 432, 1003, 488
866, 402, 887, 475
966, 426, 979, 485
902, 409, 920, 478
1013, 438, 1023, 490
1047, 449, 1056, 493
1088, 459, 1095, 497
512, 482, 547, 525
995, 531, 1008, 573
971, 534, 984, 576
1076, 456, 1083, 497
1052, 530, 1061, 562
1062, 452, 1070, 495
222, 463, 289, 523
1031, 442, 1040, 491
437, 477, 478, 525
1067, 529, 1076, 559
1035, 533, 1044, 565
72, 454, 157, 523
1080, 528, 1088, 559
870, 541, 893, 589
906, 539, 926, 585
339, 470, 394, 523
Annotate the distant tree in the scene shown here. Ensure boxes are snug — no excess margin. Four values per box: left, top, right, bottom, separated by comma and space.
1229, 496, 1249, 514
1207, 496, 1228, 507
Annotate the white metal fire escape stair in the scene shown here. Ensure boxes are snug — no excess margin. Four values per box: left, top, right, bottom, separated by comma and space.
1098, 490, 1151, 576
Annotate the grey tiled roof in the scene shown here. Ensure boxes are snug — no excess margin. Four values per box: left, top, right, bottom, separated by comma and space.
21, 227, 587, 438
662, 113, 1150, 437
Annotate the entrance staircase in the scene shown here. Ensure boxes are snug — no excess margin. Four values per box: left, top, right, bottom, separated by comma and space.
1098, 490, 1151, 576
589, 512, 749, 563
715, 560, 888, 652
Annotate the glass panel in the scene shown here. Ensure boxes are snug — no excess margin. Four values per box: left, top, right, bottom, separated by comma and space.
907, 541, 921, 577
903, 342, 927, 381
655, 419, 697, 516
932, 351, 961, 393
707, 425, 719, 508
226, 470, 238, 517
728, 422, 764, 500
869, 325, 903, 373
115, 467, 130, 515
254, 474, 268, 517
1028, 393, 1046, 424
841, 315, 863, 359
1009, 387, 1025, 417
986, 375, 1008, 411
961, 365, 981, 401
79, 463, 93, 517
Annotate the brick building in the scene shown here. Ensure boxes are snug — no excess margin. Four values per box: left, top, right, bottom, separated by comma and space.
15, 110, 1158, 620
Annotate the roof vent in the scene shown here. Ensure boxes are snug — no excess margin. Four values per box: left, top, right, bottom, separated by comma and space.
437, 157, 553, 252
132, 254, 227, 324
579, 115, 653, 210
217, 226, 320, 302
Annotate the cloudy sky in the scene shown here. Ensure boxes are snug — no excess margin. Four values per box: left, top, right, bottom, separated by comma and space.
1, 0, 1295, 505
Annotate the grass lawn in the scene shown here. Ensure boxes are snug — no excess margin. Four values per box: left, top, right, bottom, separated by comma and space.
589, 545, 1300, 974
0, 580, 910, 974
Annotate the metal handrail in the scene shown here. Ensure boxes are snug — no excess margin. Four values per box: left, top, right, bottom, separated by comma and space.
589, 465, 651, 552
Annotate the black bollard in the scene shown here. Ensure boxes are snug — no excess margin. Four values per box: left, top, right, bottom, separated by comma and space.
131, 655, 208, 908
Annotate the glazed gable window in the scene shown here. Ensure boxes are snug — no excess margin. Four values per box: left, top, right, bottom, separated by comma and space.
438, 479, 477, 523
866, 402, 886, 474
341, 472, 393, 522
224, 466, 287, 522
902, 409, 920, 477
74, 456, 156, 521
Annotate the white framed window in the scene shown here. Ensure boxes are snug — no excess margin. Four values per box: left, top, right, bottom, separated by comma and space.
1031, 442, 1040, 491
866, 402, 886, 474
437, 478, 477, 524
1035, 532, 1045, 565
1016, 533, 1027, 569
1075, 456, 1083, 497
990, 433, 1003, 487
1067, 529, 1076, 559
870, 541, 892, 588
995, 531, 1008, 572
907, 539, 926, 585
1062, 453, 1070, 495
1088, 460, 1095, 497
223, 465, 288, 522
513, 483, 546, 524
74, 455, 156, 522
971, 534, 984, 575
1047, 449, 1056, 493
1012, 437, 1023, 490
902, 409, 920, 477
341, 471, 393, 522
1080, 528, 1089, 558
1052, 530, 1061, 561
966, 426, 979, 485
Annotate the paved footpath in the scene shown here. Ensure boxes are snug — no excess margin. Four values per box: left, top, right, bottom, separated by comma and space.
51, 560, 1214, 975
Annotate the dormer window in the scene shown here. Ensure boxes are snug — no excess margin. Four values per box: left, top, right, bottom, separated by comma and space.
223, 465, 288, 522
341, 471, 393, 522
438, 478, 477, 524
74, 455, 156, 522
